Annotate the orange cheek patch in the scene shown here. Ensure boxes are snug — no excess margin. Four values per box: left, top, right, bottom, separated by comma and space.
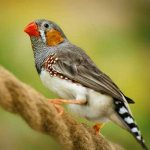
46, 29, 64, 46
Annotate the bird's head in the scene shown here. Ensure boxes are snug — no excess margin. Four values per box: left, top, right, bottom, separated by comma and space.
24, 19, 66, 46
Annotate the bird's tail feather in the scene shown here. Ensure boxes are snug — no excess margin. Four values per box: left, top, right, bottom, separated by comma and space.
110, 99, 148, 150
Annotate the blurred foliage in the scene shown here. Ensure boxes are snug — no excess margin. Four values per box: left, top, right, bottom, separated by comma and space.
0, 0, 150, 150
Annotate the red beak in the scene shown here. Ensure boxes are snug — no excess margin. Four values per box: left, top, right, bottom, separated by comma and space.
24, 22, 40, 36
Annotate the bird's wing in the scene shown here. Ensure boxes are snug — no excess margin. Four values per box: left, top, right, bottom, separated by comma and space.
45, 47, 134, 103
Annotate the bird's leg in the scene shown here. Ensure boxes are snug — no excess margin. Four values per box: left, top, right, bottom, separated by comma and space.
93, 123, 105, 135
48, 99, 86, 115
49, 99, 86, 105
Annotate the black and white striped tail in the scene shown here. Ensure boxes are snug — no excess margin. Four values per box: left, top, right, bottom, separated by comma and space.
114, 99, 148, 150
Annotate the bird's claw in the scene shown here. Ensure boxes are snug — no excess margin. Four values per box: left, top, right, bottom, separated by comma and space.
48, 99, 64, 116
54, 104, 64, 116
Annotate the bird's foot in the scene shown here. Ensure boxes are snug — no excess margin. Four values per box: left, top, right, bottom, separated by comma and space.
54, 104, 64, 116
48, 99, 64, 116
93, 123, 105, 135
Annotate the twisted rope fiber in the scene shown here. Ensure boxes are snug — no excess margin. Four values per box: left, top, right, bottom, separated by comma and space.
0, 66, 123, 150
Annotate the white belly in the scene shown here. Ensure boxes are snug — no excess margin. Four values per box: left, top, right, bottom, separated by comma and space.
40, 70, 113, 122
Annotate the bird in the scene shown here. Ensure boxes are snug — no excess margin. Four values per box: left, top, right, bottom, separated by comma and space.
24, 19, 148, 150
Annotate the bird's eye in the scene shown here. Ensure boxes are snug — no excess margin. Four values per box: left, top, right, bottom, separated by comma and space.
44, 23, 49, 28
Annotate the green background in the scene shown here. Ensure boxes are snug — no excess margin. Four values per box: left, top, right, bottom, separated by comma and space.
0, 0, 150, 150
